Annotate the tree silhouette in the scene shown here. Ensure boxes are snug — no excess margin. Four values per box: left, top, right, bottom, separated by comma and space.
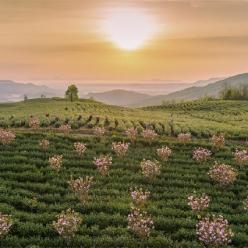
65, 84, 79, 102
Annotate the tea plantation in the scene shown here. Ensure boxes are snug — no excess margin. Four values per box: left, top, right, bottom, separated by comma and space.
1, 130, 248, 247
0, 99, 248, 247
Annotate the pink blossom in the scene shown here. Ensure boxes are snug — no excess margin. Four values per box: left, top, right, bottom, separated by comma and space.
193, 147, 211, 163
74, 142, 87, 157
0, 129, 15, 145
196, 215, 234, 247
187, 193, 210, 212
112, 142, 129, 157
208, 162, 237, 186
53, 209, 82, 240
156, 146, 172, 161
93, 154, 112, 176
128, 208, 154, 238
140, 159, 161, 178
0, 213, 12, 239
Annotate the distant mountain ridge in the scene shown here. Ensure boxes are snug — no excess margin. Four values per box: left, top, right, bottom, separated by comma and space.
0, 74, 245, 106
193, 77, 226, 87
132, 73, 248, 107
87, 89, 152, 106
0, 80, 56, 102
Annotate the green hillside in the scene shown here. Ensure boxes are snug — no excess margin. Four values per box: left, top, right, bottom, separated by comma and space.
134, 73, 248, 107
0, 99, 248, 247
0, 98, 248, 137
1, 128, 248, 247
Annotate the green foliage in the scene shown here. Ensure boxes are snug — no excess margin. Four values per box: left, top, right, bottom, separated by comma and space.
220, 86, 248, 100
65, 84, 79, 102
0, 98, 248, 137
0, 131, 247, 247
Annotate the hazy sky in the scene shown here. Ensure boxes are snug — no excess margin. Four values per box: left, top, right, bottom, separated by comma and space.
1, 0, 248, 83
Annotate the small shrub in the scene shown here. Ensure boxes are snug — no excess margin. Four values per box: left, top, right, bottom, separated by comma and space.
29, 117, 40, 128
94, 127, 105, 137
211, 133, 225, 149
193, 147, 212, 163
177, 132, 191, 143
93, 154, 112, 176
141, 129, 158, 144
130, 187, 150, 208
0, 129, 15, 145
140, 159, 161, 179
208, 162, 237, 186
127, 208, 154, 238
125, 128, 138, 143
49, 155, 63, 171
74, 142, 87, 157
59, 124, 71, 134
187, 192, 210, 212
68, 176, 93, 204
234, 149, 248, 166
39, 139, 49, 150
196, 215, 234, 247
156, 146, 172, 161
112, 142, 129, 157
53, 209, 82, 240
0, 213, 12, 239
243, 197, 248, 210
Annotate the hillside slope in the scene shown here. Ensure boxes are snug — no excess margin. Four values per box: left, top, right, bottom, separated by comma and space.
0, 98, 248, 137
133, 73, 248, 107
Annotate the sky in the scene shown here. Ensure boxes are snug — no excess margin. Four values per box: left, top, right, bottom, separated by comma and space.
0, 0, 248, 84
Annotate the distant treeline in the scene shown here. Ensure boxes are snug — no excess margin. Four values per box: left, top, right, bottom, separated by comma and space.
220, 85, 248, 100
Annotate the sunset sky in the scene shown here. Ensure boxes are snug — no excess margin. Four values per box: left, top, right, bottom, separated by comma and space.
1, 0, 248, 83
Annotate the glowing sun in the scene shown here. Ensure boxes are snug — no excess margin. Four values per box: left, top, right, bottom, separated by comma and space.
102, 8, 158, 50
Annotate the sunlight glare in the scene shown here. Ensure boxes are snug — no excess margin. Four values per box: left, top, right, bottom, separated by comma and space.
102, 8, 158, 50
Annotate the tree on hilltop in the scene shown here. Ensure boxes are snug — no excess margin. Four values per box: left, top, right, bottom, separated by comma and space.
65, 84, 79, 102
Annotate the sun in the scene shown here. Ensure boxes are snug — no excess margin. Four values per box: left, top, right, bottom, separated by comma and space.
102, 8, 158, 50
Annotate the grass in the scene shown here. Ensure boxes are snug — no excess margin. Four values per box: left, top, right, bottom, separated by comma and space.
0, 131, 248, 247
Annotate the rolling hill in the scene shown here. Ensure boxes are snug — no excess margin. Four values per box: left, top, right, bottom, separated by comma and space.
133, 73, 248, 107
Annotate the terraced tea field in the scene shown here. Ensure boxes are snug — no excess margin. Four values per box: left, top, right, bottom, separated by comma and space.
0, 99, 248, 137
1, 130, 248, 247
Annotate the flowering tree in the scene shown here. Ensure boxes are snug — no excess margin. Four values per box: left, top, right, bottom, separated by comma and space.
187, 193, 210, 212
94, 127, 105, 139
234, 149, 248, 166
39, 139, 49, 150
211, 133, 225, 149
125, 128, 138, 144
29, 116, 40, 128
140, 159, 161, 179
243, 197, 248, 210
130, 187, 150, 208
156, 146, 172, 161
68, 176, 93, 204
59, 124, 71, 134
193, 147, 212, 163
127, 208, 154, 238
0, 213, 12, 239
177, 133, 191, 143
93, 154, 112, 176
49, 155, 63, 171
0, 129, 15, 145
141, 129, 158, 145
74, 142, 87, 157
196, 215, 234, 247
53, 209, 82, 239
112, 142, 129, 157
208, 162, 237, 187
